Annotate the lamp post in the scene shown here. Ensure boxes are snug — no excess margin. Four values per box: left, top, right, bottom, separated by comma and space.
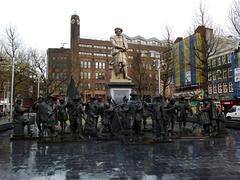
155, 59, 161, 95
9, 57, 15, 122
158, 60, 161, 95
37, 74, 41, 99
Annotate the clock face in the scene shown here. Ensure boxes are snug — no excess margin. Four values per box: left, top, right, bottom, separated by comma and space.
77, 19, 80, 25
71, 19, 75, 24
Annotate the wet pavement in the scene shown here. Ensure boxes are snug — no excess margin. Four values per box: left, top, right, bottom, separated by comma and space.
1, 130, 240, 179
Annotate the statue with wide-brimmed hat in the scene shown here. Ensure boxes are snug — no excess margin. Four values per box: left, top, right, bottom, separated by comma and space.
110, 27, 131, 81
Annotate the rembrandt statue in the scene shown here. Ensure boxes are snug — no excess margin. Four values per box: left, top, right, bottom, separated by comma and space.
110, 28, 131, 80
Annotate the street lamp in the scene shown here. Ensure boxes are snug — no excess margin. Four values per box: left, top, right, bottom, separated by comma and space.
37, 74, 41, 99
9, 57, 15, 122
157, 59, 161, 95
154, 59, 161, 95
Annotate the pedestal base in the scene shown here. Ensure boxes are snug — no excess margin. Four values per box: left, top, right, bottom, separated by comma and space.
107, 82, 135, 104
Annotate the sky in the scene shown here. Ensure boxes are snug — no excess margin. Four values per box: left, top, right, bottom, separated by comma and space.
0, 0, 234, 51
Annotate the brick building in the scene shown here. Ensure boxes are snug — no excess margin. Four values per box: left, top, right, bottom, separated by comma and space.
47, 14, 167, 100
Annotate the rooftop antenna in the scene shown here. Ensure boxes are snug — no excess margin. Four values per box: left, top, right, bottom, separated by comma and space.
61, 43, 67, 48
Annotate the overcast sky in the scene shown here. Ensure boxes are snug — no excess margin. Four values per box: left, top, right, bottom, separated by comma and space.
0, 0, 234, 51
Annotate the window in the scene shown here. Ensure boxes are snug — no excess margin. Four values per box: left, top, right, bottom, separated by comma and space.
212, 59, 216, 67
56, 72, 60, 80
80, 72, 84, 79
213, 73, 216, 80
79, 44, 92, 48
217, 70, 222, 80
79, 52, 92, 56
88, 72, 91, 79
95, 83, 106, 90
223, 83, 228, 93
80, 83, 91, 90
208, 84, 212, 94
222, 55, 227, 64
88, 61, 91, 68
52, 72, 55, 79
94, 53, 106, 57
208, 72, 212, 81
96, 72, 105, 80
223, 70, 227, 79
217, 56, 222, 66
95, 62, 98, 69
228, 68, 233, 78
94, 45, 107, 49
218, 83, 222, 93
102, 62, 105, 69
216, 58, 219, 67
227, 54, 232, 63
208, 60, 211, 68
229, 82, 233, 92
213, 84, 217, 94
87, 83, 91, 90
99, 62, 102, 69
84, 61, 88, 68
84, 72, 88, 79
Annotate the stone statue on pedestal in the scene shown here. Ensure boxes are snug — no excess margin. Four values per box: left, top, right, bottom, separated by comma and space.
110, 27, 131, 81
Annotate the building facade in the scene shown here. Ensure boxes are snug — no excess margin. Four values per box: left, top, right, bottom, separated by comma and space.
207, 36, 237, 101
173, 26, 208, 98
47, 14, 167, 100
173, 25, 240, 105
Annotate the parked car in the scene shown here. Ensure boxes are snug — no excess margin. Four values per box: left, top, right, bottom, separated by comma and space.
226, 105, 240, 121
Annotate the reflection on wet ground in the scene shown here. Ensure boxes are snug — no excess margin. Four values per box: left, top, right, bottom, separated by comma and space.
1, 130, 240, 179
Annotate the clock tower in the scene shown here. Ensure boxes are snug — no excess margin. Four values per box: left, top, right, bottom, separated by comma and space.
70, 14, 80, 85
70, 14, 80, 49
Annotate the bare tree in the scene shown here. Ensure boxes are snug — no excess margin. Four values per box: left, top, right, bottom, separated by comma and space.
130, 49, 156, 96
131, 50, 145, 95
160, 25, 174, 98
193, 1, 212, 28
1, 25, 20, 60
28, 48, 68, 96
229, 0, 240, 38
189, 2, 223, 98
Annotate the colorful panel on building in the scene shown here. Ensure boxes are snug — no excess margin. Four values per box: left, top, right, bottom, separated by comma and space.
232, 52, 240, 97
174, 33, 204, 88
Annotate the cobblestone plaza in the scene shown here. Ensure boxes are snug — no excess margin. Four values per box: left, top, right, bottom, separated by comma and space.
1, 130, 240, 179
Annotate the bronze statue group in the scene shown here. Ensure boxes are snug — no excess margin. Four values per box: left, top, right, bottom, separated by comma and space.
13, 93, 225, 140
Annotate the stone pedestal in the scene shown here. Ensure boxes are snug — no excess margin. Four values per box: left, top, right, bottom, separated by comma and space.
108, 82, 135, 104
108, 63, 135, 104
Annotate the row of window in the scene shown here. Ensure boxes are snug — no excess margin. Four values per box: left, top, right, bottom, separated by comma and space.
143, 64, 152, 70
80, 61, 106, 69
208, 54, 232, 67
127, 39, 163, 46
208, 68, 232, 81
79, 50, 161, 58
80, 72, 105, 80
51, 56, 68, 60
50, 63, 68, 69
95, 83, 105, 90
79, 44, 110, 49
78, 83, 106, 91
52, 72, 67, 80
79, 83, 91, 90
79, 52, 110, 57
208, 82, 233, 94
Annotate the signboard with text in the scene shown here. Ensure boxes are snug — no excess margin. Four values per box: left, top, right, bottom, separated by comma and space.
235, 68, 240, 82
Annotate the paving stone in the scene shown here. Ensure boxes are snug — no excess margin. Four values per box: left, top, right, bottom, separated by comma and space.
1, 130, 240, 179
